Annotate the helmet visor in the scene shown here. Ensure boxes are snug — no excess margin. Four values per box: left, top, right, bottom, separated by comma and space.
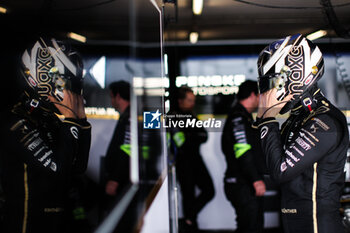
258, 66, 291, 100
48, 66, 83, 96
258, 73, 282, 94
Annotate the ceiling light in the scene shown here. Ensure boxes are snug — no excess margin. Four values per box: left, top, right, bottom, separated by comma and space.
0, 6, 7, 14
67, 32, 86, 43
189, 32, 199, 44
306, 30, 327, 41
192, 0, 203, 15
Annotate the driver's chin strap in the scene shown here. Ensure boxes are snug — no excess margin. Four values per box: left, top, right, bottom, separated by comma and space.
301, 91, 318, 112
22, 97, 41, 114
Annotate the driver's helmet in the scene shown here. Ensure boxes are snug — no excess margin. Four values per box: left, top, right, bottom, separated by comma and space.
20, 37, 83, 102
257, 34, 324, 113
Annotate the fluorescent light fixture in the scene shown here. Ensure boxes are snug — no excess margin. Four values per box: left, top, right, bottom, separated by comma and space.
189, 32, 199, 44
67, 32, 86, 43
192, 0, 203, 15
306, 30, 327, 41
0, 6, 7, 14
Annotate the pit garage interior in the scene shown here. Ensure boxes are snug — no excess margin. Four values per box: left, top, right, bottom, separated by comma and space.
0, 0, 350, 233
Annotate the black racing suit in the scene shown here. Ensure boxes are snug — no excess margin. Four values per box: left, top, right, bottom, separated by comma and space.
169, 110, 215, 226
105, 106, 131, 191
0, 99, 91, 233
221, 102, 265, 233
256, 90, 349, 233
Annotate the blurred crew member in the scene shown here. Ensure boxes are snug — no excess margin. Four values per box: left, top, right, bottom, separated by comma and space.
170, 86, 215, 231
105, 81, 131, 197
221, 80, 266, 233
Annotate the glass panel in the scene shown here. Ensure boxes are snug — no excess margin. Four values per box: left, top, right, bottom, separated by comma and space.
94, 0, 168, 232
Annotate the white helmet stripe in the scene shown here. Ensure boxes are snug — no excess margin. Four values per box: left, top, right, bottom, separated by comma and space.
50, 38, 77, 76
262, 36, 292, 75
21, 41, 43, 80
300, 38, 323, 77
21, 51, 32, 74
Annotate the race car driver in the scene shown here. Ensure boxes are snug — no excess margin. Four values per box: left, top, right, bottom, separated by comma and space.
0, 37, 91, 233
255, 34, 349, 233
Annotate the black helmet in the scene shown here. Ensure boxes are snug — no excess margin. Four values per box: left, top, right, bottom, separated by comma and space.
21, 37, 83, 103
257, 34, 324, 113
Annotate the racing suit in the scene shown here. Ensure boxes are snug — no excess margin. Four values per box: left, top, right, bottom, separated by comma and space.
256, 90, 349, 233
221, 102, 265, 233
0, 98, 91, 233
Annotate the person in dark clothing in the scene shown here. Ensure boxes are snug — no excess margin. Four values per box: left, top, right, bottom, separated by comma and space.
221, 80, 266, 233
170, 86, 215, 231
0, 37, 91, 233
104, 81, 131, 197
256, 34, 349, 233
